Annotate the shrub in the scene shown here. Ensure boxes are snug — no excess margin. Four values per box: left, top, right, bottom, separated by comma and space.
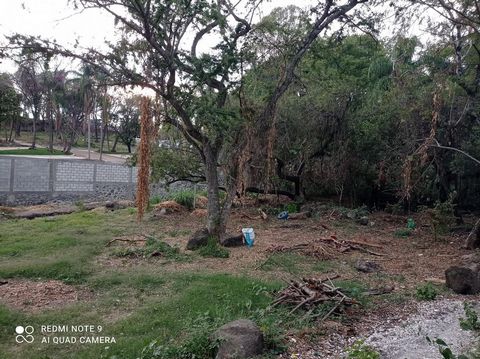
415, 282, 438, 301
420, 193, 457, 241
346, 340, 380, 359
284, 202, 300, 213
459, 302, 480, 331
171, 190, 196, 210
150, 195, 162, 205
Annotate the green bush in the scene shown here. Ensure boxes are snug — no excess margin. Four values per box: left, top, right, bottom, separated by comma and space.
420, 193, 457, 240
346, 340, 380, 359
150, 195, 162, 205
170, 190, 196, 210
284, 202, 300, 213
415, 282, 438, 301
459, 302, 480, 331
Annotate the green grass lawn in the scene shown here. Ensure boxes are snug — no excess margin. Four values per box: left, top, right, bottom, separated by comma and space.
0, 148, 67, 156
14, 131, 135, 154
0, 210, 303, 359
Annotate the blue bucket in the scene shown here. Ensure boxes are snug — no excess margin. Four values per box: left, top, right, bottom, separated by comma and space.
242, 228, 255, 247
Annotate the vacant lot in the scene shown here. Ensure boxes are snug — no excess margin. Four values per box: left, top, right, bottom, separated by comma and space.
0, 202, 476, 358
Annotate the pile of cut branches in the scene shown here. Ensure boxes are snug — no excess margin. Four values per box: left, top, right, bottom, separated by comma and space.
266, 235, 384, 259
266, 242, 335, 260
316, 235, 384, 256
272, 276, 358, 320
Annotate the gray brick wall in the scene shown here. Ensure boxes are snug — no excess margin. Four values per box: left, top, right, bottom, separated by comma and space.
14, 158, 50, 191
0, 157, 136, 204
131, 167, 138, 183
0, 159, 11, 191
96, 164, 130, 183
0, 156, 197, 206
56, 161, 94, 182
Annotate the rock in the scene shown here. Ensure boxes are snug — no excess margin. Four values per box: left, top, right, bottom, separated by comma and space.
186, 228, 209, 250
221, 234, 244, 247
445, 265, 480, 294
354, 259, 381, 273
153, 208, 167, 217
105, 200, 135, 210
213, 319, 264, 359
357, 216, 369, 225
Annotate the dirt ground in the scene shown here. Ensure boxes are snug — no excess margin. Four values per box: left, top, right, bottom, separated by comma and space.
0, 279, 92, 313
1, 199, 477, 356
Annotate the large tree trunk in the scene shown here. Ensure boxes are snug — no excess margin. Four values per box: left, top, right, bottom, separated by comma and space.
111, 134, 119, 153
204, 144, 223, 239
47, 95, 54, 153
8, 118, 14, 142
31, 110, 38, 149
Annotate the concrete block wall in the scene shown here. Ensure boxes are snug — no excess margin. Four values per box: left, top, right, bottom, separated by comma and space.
0, 157, 137, 205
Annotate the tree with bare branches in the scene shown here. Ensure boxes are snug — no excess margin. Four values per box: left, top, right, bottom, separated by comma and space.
6, 0, 376, 240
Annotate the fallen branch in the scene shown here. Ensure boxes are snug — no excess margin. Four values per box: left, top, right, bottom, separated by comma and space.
266, 242, 336, 259
316, 236, 385, 256
106, 235, 148, 247
363, 285, 395, 296
272, 277, 357, 322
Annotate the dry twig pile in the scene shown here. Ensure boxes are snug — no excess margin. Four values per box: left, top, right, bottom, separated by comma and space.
272, 276, 357, 320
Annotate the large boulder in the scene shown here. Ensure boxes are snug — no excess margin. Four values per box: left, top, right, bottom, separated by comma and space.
445, 266, 480, 294
213, 319, 264, 359
186, 228, 209, 250
445, 254, 480, 294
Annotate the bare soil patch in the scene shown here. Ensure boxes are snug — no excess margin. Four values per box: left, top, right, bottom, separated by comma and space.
0, 279, 92, 312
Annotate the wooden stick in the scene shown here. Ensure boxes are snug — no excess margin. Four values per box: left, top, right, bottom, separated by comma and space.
106, 237, 147, 247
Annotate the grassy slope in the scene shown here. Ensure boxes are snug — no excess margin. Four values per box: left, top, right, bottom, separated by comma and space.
0, 210, 288, 359
0, 148, 66, 156
0, 208, 370, 359
15, 131, 134, 154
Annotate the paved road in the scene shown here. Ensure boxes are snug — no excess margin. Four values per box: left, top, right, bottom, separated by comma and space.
12, 141, 130, 164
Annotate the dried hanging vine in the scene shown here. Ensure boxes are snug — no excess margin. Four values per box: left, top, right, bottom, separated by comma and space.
136, 97, 154, 222
401, 89, 441, 201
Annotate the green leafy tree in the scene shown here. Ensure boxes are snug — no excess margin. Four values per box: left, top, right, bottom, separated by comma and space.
0, 73, 21, 142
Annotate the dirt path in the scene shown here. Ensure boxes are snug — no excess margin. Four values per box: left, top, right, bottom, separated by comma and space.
362, 299, 479, 358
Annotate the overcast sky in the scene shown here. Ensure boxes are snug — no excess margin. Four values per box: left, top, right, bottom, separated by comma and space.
0, 0, 427, 73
